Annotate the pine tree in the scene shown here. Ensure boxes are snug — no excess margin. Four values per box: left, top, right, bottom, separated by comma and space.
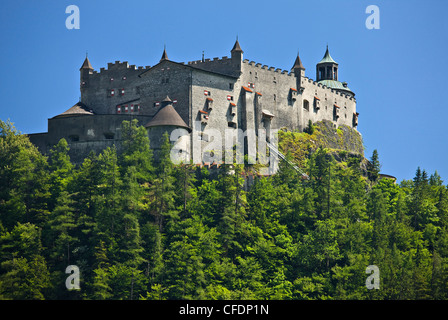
0, 120, 50, 229
119, 119, 154, 182
150, 132, 177, 232
367, 149, 381, 183
48, 138, 74, 211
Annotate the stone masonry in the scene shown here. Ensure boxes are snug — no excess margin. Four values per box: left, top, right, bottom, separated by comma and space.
28, 40, 359, 165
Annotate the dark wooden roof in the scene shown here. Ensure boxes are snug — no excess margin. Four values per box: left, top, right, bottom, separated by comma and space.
80, 57, 93, 70
292, 51, 305, 70
52, 102, 94, 119
231, 39, 243, 53
145, 102, 190, 131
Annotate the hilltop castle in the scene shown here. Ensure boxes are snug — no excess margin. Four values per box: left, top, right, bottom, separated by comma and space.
29, 40, 359, 165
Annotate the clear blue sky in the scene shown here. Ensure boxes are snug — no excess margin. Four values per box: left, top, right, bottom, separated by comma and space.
0, 0, 447, 183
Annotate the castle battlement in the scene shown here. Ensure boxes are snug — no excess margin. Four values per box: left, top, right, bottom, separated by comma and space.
242, 59, 293, 77
187, 55, 230, 65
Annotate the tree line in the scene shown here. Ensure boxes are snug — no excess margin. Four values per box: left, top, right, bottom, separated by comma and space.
0, 119, 448, 300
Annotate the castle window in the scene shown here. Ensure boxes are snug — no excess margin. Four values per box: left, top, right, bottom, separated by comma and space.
303, 100, 310, 111
273, 94, 276, 101
130, 105, 134, 112
117, 106, 121, 114
204, 90, 211, 96
104, 133, 114, 140
228, 121, 237, 128
227, 95, 233, 101
69, 135, 79, 142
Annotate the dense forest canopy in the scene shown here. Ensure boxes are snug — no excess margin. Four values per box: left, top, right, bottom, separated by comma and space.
1, 119, 448, 300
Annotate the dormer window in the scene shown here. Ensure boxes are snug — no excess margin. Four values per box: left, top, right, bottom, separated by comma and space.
334, 104, 340, 118
108, 89, 115, 97
353, 112, 359, 126
230, 102, 237, 115
120, 88, 125, 96
199, 110, 209, 123
314, 97, 321, 110
206, 97, 213, 111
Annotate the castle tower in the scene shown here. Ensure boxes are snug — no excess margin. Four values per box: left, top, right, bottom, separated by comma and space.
230, 38, 243, 73
145, 95, 191, 161
80, 56, 93, 100
292, 50, 305, 91
316, 45, 338, 81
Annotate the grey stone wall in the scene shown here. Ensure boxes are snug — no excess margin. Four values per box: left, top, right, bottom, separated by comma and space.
29, 114, 152, 163
30, 43, 359, 166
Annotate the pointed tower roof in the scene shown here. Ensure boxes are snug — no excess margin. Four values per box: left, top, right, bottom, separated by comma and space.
160, 46, 169, 62
53, 102, 94, 119
292, 51, 305, 70
231, 38, 243, 53
145, 97, 190, 131
80, 56, 93, 70
317, 45, 337, 65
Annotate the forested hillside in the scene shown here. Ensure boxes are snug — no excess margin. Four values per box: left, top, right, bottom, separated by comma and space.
1, 119, 448, 300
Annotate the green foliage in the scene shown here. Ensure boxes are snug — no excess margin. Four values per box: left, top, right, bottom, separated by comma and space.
1, 119, 448, 300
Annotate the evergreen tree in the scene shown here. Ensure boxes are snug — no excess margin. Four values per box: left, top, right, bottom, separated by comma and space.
150, 132, 177, 233
367, 149, 381, 183
0, 120, 50, 229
